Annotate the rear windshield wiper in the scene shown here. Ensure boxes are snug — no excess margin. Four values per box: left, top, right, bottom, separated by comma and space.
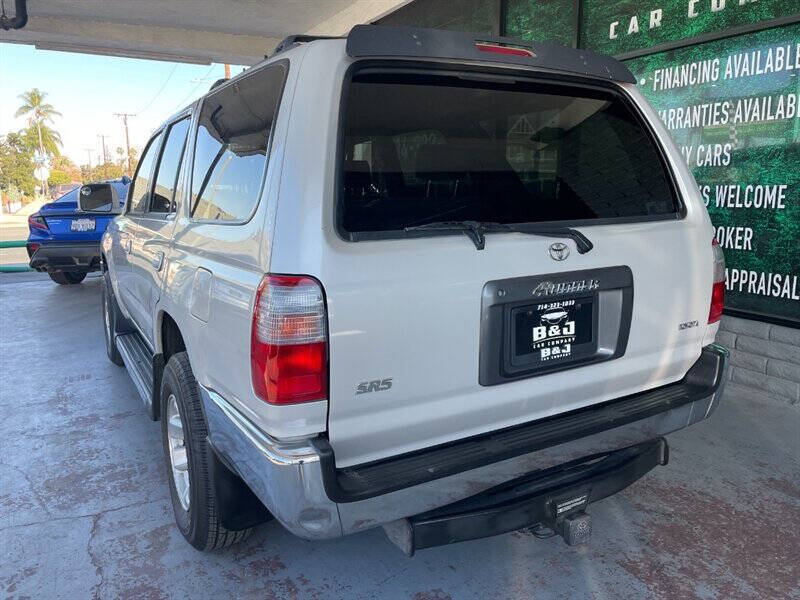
404, 220, 490, 250
501, 224, 594, 254
404, 221, 593, 253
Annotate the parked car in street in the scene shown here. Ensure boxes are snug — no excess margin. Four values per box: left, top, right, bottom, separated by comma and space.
87, 26, 728, 554
50, 183, 80, 201
27, 177, 129, 284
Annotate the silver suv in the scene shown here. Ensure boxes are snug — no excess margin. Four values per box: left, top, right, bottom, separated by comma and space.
86, 26, 728, 554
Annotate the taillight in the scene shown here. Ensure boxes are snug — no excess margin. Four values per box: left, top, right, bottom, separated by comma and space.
250, 274, 328, 405
709, 237, 725, 324
28, 214, 48, 231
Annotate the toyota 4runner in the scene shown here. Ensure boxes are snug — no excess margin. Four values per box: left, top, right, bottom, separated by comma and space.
89, 26, 728, 554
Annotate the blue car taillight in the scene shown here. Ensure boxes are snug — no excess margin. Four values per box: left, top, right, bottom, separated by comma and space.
28, 214, 48, 231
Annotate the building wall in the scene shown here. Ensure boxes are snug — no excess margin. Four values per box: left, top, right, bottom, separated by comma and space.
718, 315, 800, 403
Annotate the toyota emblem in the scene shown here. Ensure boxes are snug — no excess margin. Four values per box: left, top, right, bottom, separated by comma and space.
548, 242, 570, 261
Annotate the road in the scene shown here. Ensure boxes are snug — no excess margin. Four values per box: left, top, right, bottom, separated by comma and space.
1, 274, 798, 599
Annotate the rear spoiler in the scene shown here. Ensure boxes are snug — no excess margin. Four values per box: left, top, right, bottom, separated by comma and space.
346, 25, 637, 84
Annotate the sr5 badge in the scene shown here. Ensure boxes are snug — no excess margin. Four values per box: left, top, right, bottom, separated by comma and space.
356, 378, 393, 395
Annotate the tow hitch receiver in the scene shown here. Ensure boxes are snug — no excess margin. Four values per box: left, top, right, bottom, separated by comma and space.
553, 511, 592, 546
383, 438, 668, 555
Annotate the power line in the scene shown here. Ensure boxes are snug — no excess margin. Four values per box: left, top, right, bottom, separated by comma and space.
170, 64, 216, 113
134, 62, 179, 115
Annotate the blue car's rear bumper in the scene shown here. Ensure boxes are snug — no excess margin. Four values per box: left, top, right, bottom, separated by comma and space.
28, 242, 101, 273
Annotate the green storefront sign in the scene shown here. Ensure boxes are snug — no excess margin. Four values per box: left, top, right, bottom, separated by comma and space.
581, 0, 799, 56
376, 0, 800, 324
627, 25, 800, 321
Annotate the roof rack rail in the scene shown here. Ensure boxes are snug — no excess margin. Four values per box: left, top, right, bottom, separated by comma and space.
272, 34, 342, 56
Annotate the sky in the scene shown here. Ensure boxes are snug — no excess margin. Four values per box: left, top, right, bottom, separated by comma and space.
0, 43, 245, 168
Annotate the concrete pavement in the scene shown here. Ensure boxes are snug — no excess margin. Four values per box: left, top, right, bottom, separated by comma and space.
1, 274, 798, 599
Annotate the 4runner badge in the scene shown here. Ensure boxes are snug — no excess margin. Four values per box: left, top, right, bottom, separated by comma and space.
532, 279, 600, 298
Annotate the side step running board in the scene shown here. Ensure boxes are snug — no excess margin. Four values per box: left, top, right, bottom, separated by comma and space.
116, 332, 163, 421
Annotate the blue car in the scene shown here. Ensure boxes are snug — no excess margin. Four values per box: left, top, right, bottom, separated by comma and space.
27, 177, 129, 284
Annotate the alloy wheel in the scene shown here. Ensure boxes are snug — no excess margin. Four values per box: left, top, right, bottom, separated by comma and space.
166, 394, 190, 511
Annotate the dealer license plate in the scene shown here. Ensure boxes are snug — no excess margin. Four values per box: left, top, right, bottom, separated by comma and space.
513, 298, 593, 363
71, 218, 96, 232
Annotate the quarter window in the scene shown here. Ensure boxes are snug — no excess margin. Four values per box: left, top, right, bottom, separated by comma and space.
150, 117, 191, 215
128, 132, 162, 214
190, 64, 287, 221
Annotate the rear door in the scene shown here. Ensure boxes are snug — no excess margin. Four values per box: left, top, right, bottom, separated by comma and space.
130, 116, 191, 345
319, 68, 714, 467
117, 130, 162, 333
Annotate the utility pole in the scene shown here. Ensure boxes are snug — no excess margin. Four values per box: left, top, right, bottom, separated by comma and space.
84, 148, 93, 166
97, 134, 109, 165
114, 113, 134, 176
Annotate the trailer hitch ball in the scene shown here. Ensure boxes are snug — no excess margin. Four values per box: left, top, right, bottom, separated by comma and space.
557, 511, 592, 546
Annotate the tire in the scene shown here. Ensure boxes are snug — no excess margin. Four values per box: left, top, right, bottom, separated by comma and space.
102, 271, 126, 366
49, 271, 86, 285
160, 352, 252, 550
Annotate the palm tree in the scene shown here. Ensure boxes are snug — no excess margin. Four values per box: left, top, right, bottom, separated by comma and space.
15, 88, 61, 193
20, 123, 62, 156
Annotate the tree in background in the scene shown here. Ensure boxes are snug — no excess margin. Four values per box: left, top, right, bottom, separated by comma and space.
15, 89, 62, 157
20, 122, 62, 157
48, 155, 81, 188
0, 133, 36, 196
16, 88, 62, 195
78, 146, 138, 183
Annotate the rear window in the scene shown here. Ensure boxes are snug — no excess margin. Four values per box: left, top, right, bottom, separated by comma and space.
339, 72, 679, 235
190, 62, 287, 222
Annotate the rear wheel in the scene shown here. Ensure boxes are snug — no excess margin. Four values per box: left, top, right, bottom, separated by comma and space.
161, 352, 252, 550
49, 271, 86, 285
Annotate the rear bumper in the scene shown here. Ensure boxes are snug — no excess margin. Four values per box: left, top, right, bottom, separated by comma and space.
201, 343, 728, 540
394, 437, 669, 555
28, 243, 101, 272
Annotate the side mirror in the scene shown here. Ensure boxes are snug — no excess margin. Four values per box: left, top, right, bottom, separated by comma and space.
78, 183, 121, 214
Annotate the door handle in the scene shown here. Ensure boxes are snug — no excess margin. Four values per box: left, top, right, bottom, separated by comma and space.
152, 251, 164, 271
124, 239, 132, 254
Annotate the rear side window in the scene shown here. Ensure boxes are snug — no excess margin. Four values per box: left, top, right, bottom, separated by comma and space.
190, 63, 287, 222
339, 72, 678, 235
150, 117, 190, 215
128, 132, 162, 214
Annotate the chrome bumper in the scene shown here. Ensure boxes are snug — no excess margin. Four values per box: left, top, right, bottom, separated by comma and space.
201, 344, 728, 540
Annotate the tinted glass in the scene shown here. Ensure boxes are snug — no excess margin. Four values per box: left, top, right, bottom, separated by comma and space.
340, 73, 678, 233
79, 184, 115, 211
151, 118, 190, 214
129, 133, 162, 214
54, 188, 78, 204
190, 64, 286, 221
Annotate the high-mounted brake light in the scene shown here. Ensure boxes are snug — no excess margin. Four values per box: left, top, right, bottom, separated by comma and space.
28, 214, 48, 231
251, 274, 328, 405
709, 237, 725, 324
475, 42, 535, 58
